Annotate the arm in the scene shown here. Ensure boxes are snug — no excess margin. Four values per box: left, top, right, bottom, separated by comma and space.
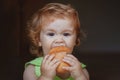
75, 68, 89, 80
83, 69, 89, 80
23, 65, 37, 80
23, 65, 52, 80
23, 55, 60, 80
62, 54, 90, 80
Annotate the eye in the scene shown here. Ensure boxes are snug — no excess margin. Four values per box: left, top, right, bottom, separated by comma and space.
47, 33, 55, 36
63, 33, 71, 36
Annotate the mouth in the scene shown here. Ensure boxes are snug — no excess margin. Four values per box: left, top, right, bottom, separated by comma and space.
51, 45, 65, 49
53, 45, 65, 47
51, 44, 66, 48
49, 46, 70, 55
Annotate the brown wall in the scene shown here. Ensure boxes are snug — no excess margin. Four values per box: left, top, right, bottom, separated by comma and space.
1, 0, 22, 80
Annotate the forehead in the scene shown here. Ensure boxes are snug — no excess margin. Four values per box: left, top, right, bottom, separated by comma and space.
44, 19, 75, 32
41, 19, 73, 33
41, 16, 75, 28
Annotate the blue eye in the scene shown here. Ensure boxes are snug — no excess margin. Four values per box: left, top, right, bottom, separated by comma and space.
47, 33, 55, 36
63, 33, 71, 36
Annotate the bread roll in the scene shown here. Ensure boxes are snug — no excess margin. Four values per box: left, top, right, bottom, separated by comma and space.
49, 46, 70, 78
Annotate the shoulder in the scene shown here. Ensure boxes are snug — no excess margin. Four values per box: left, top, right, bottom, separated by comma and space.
23, 65, 37, 80
25, 57, 43, 67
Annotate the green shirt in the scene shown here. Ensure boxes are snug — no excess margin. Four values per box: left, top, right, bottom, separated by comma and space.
25, 57, 86, 80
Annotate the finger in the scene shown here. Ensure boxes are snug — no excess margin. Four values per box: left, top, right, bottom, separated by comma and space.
42, 54, 49, 64
52, 59, 61, 68
45, 54, 55, 65
42, 55, 49, 67
64, 55, 76, 62
49, 58, 59, 66
63, 57, 75, 66
66, 54, 78, 61
62, 66, 72, 71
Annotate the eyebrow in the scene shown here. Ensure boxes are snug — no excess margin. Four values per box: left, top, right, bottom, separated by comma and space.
62, 29, 75, 33
42, 27, 54, 31
44, 30, 57, 34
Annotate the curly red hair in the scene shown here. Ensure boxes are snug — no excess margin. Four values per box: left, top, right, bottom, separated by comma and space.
26, 3, 85, 56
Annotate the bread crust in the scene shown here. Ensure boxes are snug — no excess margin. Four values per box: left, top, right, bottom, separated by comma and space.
49, 46, 71, 78
49, 46, 70, 55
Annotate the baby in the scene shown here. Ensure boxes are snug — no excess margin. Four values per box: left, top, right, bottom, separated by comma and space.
23, 3, 89, 80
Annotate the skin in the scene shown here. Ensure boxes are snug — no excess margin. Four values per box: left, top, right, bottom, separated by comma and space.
23, 18, 89, 80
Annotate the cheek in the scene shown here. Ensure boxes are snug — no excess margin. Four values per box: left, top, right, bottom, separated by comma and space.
40, 34, 52, 44
65, 36, 76, 47
40, 38, 53, 51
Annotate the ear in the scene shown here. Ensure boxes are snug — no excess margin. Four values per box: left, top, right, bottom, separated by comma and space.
38, 41, 41, 47
76, 38, 80, 46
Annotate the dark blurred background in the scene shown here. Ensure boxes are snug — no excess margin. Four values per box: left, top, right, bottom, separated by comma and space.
1, 0, 120, 80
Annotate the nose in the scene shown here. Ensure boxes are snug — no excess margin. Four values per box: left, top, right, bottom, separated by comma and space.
53, 35, 65, 46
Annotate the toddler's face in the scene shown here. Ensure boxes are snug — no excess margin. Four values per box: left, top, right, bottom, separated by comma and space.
39, 18, 77, 56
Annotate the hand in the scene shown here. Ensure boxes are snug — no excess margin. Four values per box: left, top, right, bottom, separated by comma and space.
40, 54, 60, 80
62, 54, 88, 80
